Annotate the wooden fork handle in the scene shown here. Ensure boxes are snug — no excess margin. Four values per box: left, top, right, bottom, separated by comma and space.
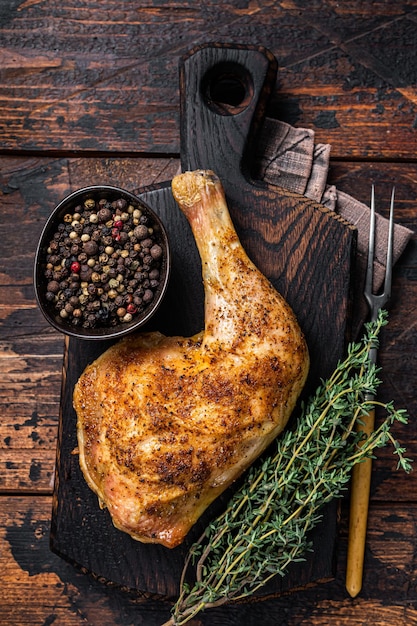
346, 408, 375, 598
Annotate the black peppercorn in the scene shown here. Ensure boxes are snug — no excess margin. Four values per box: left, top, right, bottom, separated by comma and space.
150, 244, 163, 260
143, 254, 153, 266
47, 280, 60, 294
83, 240, 99, 256
149, 268, 160, 280
80, 265, 92, 282
134, 225, 148, 240
98, 207, 112, 222
116, 198, 127, 210
143, 289, 154, 303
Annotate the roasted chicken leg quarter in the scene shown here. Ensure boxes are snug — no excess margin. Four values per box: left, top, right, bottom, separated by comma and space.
74, 170, 309, 548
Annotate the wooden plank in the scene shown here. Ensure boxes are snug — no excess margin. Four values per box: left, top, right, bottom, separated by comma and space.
0, 346, 62, 492
275, 4, 417, 159
67, 156, 180, 191
0, 155, 182, 494
0, 3, 416, 623
0, 2, 416, 157
0, 155, 416, 496
2, 495, 417, 625
0, 156, 68, 493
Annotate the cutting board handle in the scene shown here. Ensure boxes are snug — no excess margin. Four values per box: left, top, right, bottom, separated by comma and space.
179, 43, 277, 180
178, 43, 356, 386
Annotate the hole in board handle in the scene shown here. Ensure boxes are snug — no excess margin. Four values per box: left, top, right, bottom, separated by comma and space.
201, 61, 254, 116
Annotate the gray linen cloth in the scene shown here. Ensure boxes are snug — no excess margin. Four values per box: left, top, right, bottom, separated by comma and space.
254, 118, 413, 337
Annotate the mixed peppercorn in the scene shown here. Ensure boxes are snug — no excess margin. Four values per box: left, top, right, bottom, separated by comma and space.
42, 194, 166, 330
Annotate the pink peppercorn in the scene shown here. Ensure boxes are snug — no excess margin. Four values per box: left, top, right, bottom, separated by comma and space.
70, 261, 81, 273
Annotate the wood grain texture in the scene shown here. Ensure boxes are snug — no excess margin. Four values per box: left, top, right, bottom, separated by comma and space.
328, 161, 417, 505
1, 156, 416, 496
49, 44, 356, 596
1, 2, 417, 622
0, 1, 416, 157
0, 125, 416, 626
52, 329, 339, 597
0, 155, 180, 494
2, 496, 417, 625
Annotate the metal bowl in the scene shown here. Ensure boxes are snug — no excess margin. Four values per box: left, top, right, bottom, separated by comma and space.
34, 185, 171, 340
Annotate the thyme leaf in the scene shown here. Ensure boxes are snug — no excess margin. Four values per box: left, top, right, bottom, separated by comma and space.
163, 310, 412, 626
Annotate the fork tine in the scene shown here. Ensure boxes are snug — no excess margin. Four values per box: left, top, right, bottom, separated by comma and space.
365, 185, 376, 301
384, 187, 395, 300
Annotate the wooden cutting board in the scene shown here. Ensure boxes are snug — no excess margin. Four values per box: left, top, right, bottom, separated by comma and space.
50, 44, 357, 599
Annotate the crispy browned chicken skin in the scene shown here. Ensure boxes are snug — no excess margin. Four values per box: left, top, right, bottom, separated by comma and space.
74, 170, 309, 548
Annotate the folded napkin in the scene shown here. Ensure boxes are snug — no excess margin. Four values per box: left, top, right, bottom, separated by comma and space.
254, 118, 413, 338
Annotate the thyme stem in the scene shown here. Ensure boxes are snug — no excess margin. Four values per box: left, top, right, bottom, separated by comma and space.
164, 311, 412, 626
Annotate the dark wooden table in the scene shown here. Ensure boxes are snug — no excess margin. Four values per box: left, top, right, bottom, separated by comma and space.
1, 2, 417, 624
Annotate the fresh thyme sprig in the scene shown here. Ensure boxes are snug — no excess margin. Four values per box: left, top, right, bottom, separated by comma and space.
162, 310, 412, 626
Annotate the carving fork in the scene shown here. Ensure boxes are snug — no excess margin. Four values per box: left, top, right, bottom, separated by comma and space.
346, 185, 395, 598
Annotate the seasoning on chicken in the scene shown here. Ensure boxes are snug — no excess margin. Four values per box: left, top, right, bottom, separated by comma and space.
73, 170, 309, 549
